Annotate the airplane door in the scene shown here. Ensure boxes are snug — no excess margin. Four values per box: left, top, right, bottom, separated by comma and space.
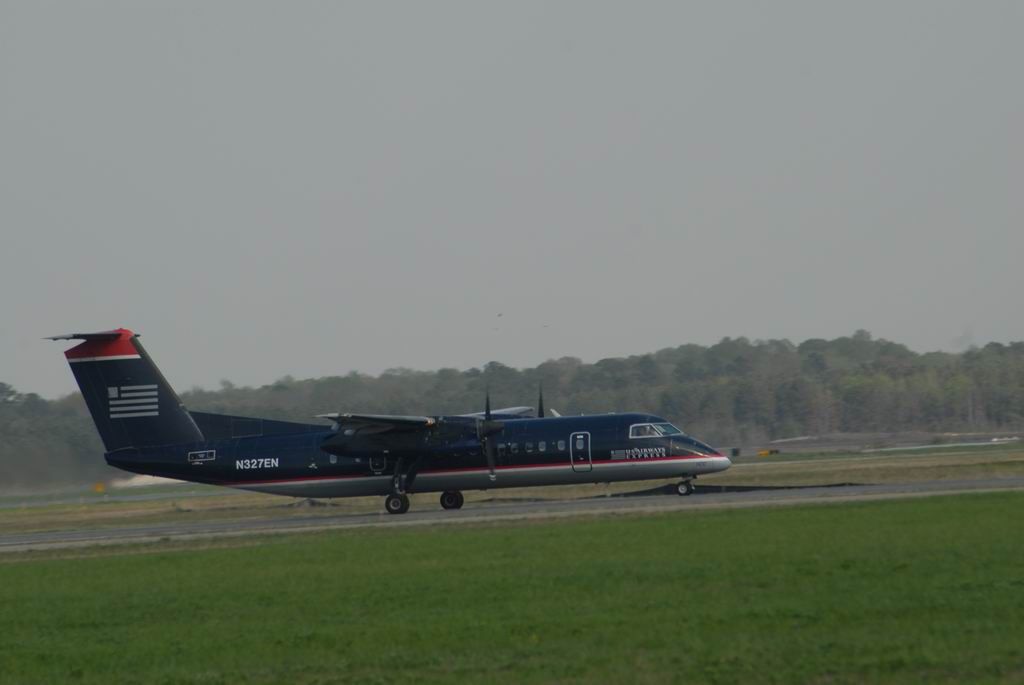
570, 432, 592, 472
370, 452, 388, 474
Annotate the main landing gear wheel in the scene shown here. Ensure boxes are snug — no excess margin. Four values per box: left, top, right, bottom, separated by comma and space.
440, 490, 464, 510
385, 493, 410, 514
676, 480, 696, 496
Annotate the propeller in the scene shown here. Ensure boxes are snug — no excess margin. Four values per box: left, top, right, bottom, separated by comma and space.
537, 384, 545, 419
476, 391, 503, 482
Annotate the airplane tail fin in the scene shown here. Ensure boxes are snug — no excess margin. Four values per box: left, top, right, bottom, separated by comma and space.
50, 329, 204, 452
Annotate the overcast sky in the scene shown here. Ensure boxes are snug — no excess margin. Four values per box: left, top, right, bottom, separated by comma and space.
2, 1, 1021, 399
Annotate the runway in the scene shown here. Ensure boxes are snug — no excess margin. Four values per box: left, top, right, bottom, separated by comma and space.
3, 477, 1023, 554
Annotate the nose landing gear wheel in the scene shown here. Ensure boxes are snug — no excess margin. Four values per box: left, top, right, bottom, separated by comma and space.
676, 480, 695, 496
440, 490, 464, 510
385, 493, 410, 514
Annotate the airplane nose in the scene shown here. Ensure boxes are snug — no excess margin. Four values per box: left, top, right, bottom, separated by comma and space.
710, 451, 731, 469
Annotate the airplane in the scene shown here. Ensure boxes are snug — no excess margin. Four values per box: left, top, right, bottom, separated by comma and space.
50, 328, 731, 514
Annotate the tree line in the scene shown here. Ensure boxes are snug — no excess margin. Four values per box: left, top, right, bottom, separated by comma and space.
3, 331, 1023, 491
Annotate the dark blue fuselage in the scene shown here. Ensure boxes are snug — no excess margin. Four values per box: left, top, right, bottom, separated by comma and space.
108, 413, 729, 498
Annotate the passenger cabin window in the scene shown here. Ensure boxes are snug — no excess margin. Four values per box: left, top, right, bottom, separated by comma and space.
538, 441, 546, 452
558, 440, 566, 451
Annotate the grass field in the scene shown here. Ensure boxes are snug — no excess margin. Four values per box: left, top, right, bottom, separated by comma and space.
711, 442, 1024, 481
1, 492, 1023, 684
704, 444, 1024, 487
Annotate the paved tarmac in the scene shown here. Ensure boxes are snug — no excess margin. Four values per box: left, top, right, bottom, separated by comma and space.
3, 477, 1023, 553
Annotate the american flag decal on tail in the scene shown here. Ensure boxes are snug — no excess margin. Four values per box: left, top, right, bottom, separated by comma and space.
108, 384, 159, 418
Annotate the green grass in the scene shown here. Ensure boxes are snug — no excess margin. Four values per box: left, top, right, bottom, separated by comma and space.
707, 446, 1024, 486
729, 441, 1024, 464
2, 494, 1023, 684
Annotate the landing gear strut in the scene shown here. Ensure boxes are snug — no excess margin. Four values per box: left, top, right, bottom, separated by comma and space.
676, 479, 696, 496
382, 455, 422, 514
440, 490, 464, 510
385, 493, 410, 514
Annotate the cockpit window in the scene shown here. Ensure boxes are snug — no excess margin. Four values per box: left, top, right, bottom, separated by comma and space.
629, 424, 659, 438
653, 423, 682, 436
630, 422, 685, 438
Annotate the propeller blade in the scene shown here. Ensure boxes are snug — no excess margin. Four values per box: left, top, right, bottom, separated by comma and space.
481, 390, 497, 481
537, 385, 545, 418
485, 434, 497, 481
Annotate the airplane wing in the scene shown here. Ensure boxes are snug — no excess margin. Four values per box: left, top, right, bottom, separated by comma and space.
458, 406, 535, 419
315, 413, 437, 433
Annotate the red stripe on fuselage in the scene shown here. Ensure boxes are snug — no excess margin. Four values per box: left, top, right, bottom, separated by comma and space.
223, 454, 713, 486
